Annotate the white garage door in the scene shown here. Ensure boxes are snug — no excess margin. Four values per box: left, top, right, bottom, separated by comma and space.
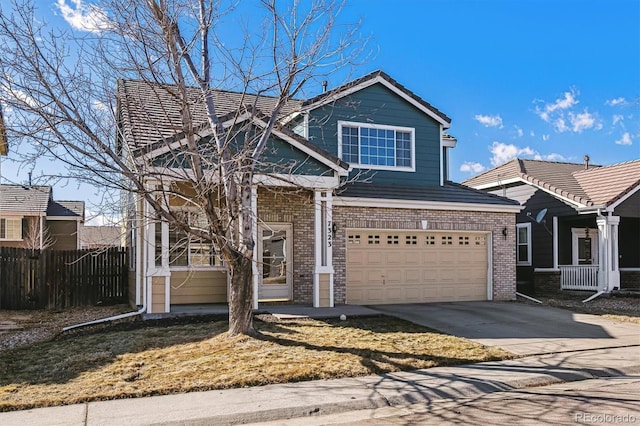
346, 230, 489, 304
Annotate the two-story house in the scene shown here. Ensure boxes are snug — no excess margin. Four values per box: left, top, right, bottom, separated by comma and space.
0, 185, 84, 250
119, 70, 520, 314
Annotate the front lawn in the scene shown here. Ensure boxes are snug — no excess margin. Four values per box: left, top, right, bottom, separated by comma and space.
0, 315, 512, 411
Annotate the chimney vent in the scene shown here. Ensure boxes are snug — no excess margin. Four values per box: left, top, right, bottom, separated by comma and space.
584, 154, 590, 170
321, 80, 328, 93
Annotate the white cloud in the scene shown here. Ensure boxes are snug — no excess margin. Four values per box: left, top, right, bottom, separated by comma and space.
489, 141, 564, 166
530, 130, 535, 137
474, 114, 503, 128
490, 142, 535, 166
460, 162, 486, 174
538, 153, 566, 162
568, 110, 599, 132
615, 132, 632, 145
542, 134, 550, 141
554, 118, 568, 132
606, 97, 626, 106
612, 114, 624, 125
56, 0, 111, 33
515, 126, 524, 137
537, 89, 579, 122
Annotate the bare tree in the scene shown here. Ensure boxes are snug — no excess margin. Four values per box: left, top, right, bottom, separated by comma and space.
22, 218, 56, 250
0, 0, 364, 335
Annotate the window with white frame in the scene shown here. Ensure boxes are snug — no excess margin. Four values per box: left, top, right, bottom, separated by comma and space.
516, 223, 531, 266
168, 211, 216, 267
338, 121, 415, 170
0, 217, 23, 240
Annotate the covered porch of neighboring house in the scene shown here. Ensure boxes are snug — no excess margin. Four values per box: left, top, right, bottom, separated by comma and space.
534, 203, 640, 294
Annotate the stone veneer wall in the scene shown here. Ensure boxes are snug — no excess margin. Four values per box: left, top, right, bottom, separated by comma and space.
332, 206, 516, 303
257, 188, 315, 304
620, 271, 640, 290
533, 271, 561, 295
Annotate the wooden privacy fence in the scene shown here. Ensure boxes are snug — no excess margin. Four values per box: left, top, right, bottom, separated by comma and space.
0, 247, 128, 310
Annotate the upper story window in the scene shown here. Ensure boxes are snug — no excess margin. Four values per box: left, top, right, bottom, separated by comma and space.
338, 121, 415, 171
516, 223, 531, 266
0, 217, 23, 240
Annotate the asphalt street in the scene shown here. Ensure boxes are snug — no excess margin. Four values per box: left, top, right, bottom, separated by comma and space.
253, 376, 640, 425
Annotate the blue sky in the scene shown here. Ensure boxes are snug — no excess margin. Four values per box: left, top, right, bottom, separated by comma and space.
1, 0, 638, 216
341, 0, 639, 181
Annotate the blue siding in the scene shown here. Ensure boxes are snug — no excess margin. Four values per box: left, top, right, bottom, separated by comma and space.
153, 134, 333, 176
306, 83, 442, 187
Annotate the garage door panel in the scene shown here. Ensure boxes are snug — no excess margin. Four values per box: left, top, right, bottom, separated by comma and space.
347, 230, 489, 305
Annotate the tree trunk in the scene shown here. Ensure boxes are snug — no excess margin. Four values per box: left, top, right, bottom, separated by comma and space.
227, 252, 258, 337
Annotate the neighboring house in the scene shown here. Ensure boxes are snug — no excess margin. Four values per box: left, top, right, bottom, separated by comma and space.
0, 185, 84, 250
464, 158, 640, 294
80, 226, 123, 249
119, 70, 520, 314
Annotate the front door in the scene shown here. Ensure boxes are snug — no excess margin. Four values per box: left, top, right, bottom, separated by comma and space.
258, 224, 292, 301
572, 228, 598, 265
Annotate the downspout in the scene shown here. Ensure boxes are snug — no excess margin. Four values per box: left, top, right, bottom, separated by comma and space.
62, 302, 146, 332
63, 198, 149, 332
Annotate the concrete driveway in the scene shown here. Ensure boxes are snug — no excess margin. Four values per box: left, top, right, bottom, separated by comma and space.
370, 302, 640, 355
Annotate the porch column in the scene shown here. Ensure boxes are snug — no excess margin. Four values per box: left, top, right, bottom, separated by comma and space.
552, 216, 559, 270
251, 185, 259, 309
596, 215, 621, 292
314, 190, 334, 308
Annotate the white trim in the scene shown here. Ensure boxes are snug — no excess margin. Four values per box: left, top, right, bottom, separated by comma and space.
313, 191, 321, 308
620, 268, 640, 272
251, 186, 259, 309
608, 184, 640, 211
169, 266, 227, 272
439, 126, 444, 186
302, 75, 451, 128
487, 231, 493, 301
334, 196, 523, 213
255, 118, 350, 176
165, 275, 170, 313
470, 177, 588, 209
571, 227, 598, 265
252, 174, 341, 189
45, 216, 83, 221
337, 120, 416, 172
534, 268, 560, 272
140, 116, 348, 177
516, 223, 532, 266
553, 216, 559, 270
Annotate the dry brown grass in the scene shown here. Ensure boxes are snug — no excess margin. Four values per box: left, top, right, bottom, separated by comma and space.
0, 315, 512, 411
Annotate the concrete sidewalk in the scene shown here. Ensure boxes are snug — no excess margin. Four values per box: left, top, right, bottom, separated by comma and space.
2, 345, 639, 426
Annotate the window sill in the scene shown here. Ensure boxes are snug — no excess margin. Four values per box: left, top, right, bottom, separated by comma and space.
348, 164, 415, 172
169, 266, 227, 272
0, 238, 23, 242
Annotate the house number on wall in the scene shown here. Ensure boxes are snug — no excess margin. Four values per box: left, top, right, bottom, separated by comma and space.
327, 221, 333, 248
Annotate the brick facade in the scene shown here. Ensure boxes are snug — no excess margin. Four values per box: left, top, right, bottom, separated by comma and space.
257, 188, 315, 304
257, 189, 517, 305
332, 206, 517, 303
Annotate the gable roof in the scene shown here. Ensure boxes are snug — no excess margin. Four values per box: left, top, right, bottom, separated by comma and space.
301, 70, 452, 128
117, 79, 302, 151
47, 200, 85, 219
118, 80, 349, 175
0, 185, 51, 214
463, 158, 640, 209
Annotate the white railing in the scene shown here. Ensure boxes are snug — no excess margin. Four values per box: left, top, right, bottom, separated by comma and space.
560, 265, 599, 290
